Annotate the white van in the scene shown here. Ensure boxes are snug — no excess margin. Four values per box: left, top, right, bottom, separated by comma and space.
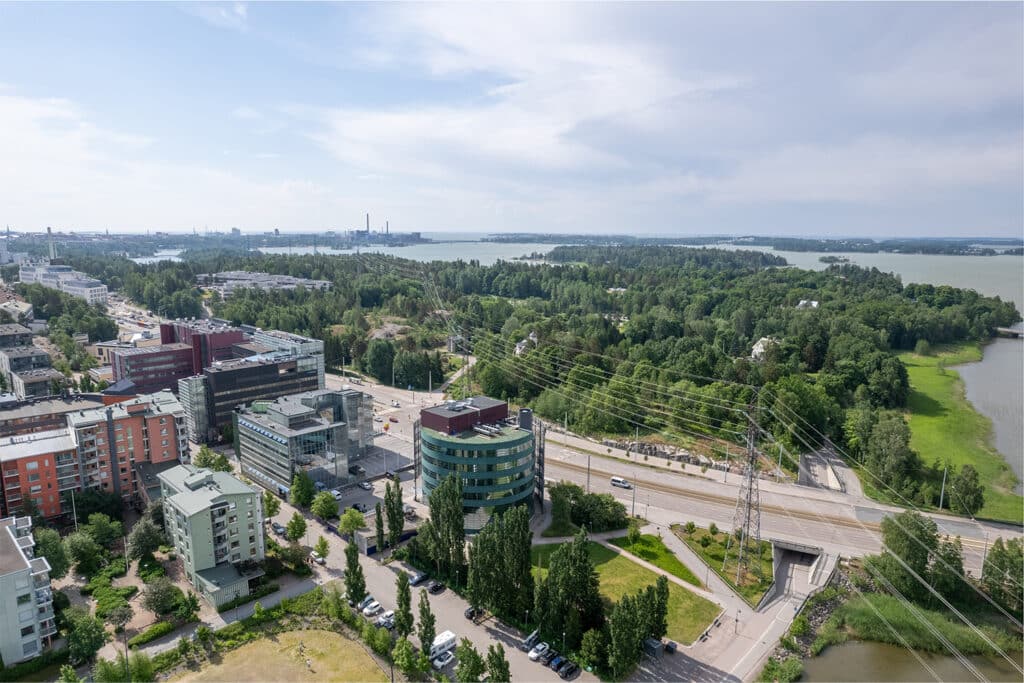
611, 476, 632, 489
430, 630, 458, 659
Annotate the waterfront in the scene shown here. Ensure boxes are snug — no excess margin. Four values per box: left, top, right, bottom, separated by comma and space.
802, 641, 1023, 682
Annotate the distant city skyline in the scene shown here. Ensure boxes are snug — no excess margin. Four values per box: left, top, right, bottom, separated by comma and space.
0, 2, 1021, 237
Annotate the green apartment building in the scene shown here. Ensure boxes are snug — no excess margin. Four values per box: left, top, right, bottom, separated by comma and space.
417, 397, 542, 532
158, 465, 265, 607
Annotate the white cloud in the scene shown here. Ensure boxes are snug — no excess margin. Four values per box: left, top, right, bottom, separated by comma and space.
186, 2, 249, 32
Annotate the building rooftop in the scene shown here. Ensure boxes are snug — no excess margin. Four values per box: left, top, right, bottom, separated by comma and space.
0, 394, 106, 422
111, 342, 191, 357
421, 396, 506, 421
0, 517, 33, 575
0, 427, 77, 462
159, 464, 257, 516
15, 368, 64, 381
67, 390, 184, 427
206, 353, 298, 372
0, 323, 32, 335
167, 319, 242, 334
62, 278, 105, 288
236, 388, 360, 437
0, 346, 49, 359
422, 423, 527, 445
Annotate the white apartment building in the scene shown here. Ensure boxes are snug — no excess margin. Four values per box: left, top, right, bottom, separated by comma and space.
0, 516, 55, 666
18, 264, 108, 305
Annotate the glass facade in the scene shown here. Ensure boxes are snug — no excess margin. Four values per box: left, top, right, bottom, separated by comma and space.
420, 427, 536, 532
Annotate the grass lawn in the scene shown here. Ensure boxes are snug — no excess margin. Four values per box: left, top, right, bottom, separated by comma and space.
531, 542, 718, 644
672, 525, 773, 606
608, 534, 702, 587
898, 344, 1023, 524
173, 630, 386, 683
541, 518, 580, 537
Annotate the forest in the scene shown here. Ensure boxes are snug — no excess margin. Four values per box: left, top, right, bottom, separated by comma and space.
64, 245, 1020, 514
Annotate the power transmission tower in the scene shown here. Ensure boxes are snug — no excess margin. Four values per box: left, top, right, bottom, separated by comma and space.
723, 391, 762, 585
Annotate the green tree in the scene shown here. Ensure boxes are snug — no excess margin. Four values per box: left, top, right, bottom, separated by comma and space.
543, 529, 604, 651
338, 508, 366, 536
310, 491, 339, 520
392, 637, 418, 676
129, 651, 155, 683
486, 643, 511, 683
344, 540, 366, 605
34, 527, 70, 579
866, 415, 921, 495
653, 575, 670, 639
364, 339, 395, 383
57, 664, 83, 683
930, 536, 968, 606
290, 470, 315, 507
454, 638, 486, 683
263, 489, 281, 519
578, 628, 607, 672
127, 518, 164, 561
949, 464, 984, 516
142, 577, 180, 615
982, 537, 1022, 614
395, 570, 414, 638
426, 473, 466, 583
608, 594, 641, 679
375, 502, 385, 558
314, 535, 330, 561
192, 445, 231, 472
175, 591, 200, 622
66, 605, 109, 664
385, 476, 405, 550
417, 588, 436, 656
627, 519, 641, 548
84, 513, 123, 548
285, 511, 307, 543
65, 530, 103, 575
871, 510, 939, 603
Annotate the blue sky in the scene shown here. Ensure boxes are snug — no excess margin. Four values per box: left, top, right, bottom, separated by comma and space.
0, 2, 1021, 237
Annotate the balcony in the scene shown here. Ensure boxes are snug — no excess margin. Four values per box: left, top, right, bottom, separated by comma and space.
35, 588, 52, 606
214, 548, 229, 562
34, 575, 49, 589
39, 620, 56, 638
29, 557, 50, 577
37, 605, 54, 622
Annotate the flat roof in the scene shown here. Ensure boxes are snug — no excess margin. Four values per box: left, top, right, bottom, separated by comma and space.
111, 342, 191, 357
0, 346, 49, 359
15, 368, 64, 381
67, 389, 183, 427
0, 323, 32, 335
422, 423, 528, 445
63, 279, 105, 288
0, 427, 77, 462
0, 517, 32, 575
421, 396, 506, 421
0, 394, 106, 422
159, 464, 256, 516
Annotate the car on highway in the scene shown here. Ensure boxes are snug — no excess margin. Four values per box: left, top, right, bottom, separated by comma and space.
410, 571, 429, 586
362, 600, 382, 617
358, 481, 373, 491
428, 580, 445, 594
610, 476, 632, 489
528, 643, 549, 661
270, 522, 286, 536
431, 651, 455, 670
309, 551, 325, 565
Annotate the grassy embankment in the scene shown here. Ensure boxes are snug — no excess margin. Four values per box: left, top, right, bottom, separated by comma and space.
672, 525, 773, 606
608, 533, 703, 587
172, 630, 386, 682
893, 343, 1023, 524
811, 592, 1021, 658
531, 541, 718, 645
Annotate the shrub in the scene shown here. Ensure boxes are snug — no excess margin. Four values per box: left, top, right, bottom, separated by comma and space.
151, 648, 182, 674
759, 656, 803, 683
789, 614, 811, 638
137, 554, 166, 583
216, 583, 280, 613
128, 621, 175, 648
683, 521, 696, 535
93, 585, 136, 620
0, 648, 69, 682
708, 522, 719, 536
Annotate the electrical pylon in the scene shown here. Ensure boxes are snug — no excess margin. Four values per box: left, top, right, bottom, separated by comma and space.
723, 392, 762, 585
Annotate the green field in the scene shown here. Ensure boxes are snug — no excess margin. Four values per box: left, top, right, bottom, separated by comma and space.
898, 344, 1023, 524
531, 541, 718, 644
608, 533, 702, 587
673, 526, 773, 606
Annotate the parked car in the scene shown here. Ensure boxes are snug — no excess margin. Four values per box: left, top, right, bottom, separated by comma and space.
559, 662, 579, 679
464, 607, 478, 620
549, 656, 565, 671
374, 416, 383, 422
362, 601, 382, 617
540, 649, 559, 666
389, 416, 399, 423
428, 580, 445, 594
357, 595, 376, 611
391, 400, 400, 407
271, 522, 286, 536
431, 651, 455, 670
410, 572, 429, 586
351, 502, 370, 513
314, 481, 327, 491
375, 610, 395, 628
528, 643, 549, 661
521, 629, 540, 652
309, 551, 325, 565
330, 488, 343, 501
358, 481, 373, 491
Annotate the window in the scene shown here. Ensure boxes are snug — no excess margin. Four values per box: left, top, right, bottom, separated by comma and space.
17, 593, 31, 605
250, 547, 257, 556
25, 461, 38, 471
20, 625, 34, 637
231, 540, 239, 548
29, 485, 41, 494
22, 642, 37, 656
27, 473, 39, 482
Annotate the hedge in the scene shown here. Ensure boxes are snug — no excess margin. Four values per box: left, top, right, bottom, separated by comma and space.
216, 583, 280, 613
94, 585, 138, 620
0, 648, 69, 682
128, 621, 176, 648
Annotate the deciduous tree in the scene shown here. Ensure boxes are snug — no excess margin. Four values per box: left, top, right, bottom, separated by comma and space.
395, 571, 414, 638
344, 540, 366, 605
310, 491, 338, 520
285, 511, 307, 543
417, 589, 436, 656
34, 527, 70, 579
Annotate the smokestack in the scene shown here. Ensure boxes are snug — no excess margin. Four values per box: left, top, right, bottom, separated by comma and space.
47, 226, 55, 261
366, 213, 370, 233
386, 221, 389, 235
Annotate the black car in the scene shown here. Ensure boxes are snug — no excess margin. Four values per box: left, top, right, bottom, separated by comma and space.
540, 649, 558, 666
410, 572, 429, 586
428, 580, 445, 594
558, 663, 579, 680
464, 607, 477, 620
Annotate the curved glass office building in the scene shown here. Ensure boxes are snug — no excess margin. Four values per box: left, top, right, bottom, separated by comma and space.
418, 397, 537, 532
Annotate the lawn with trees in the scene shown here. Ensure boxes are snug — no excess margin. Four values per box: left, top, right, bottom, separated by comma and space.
674, 523, 773, 605
608, 532, 702, 587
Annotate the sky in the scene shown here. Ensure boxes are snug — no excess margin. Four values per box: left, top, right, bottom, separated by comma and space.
0, 2, 1021, 237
